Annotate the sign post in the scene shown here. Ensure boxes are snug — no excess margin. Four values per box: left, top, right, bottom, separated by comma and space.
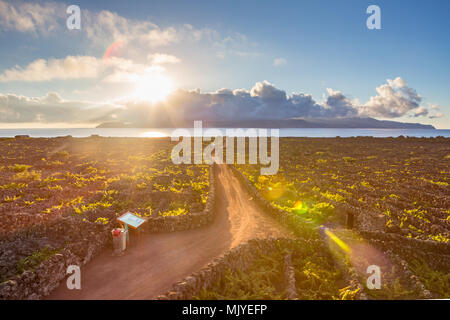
117, 212, 147, 246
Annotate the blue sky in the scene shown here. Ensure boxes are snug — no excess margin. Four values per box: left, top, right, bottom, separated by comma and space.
0, 0, 448, 128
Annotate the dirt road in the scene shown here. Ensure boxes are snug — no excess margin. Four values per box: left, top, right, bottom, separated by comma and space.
48, 165, 293, 300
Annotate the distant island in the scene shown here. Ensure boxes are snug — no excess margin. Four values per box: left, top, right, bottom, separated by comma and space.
96, 117, 435, 129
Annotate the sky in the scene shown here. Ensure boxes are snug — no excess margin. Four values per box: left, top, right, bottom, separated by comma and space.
0, 0, 449, 128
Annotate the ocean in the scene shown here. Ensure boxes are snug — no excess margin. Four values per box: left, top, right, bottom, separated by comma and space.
0, 128, 449, 138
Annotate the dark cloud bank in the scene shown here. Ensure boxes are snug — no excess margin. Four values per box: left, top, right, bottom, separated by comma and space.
0, 79, 439, 128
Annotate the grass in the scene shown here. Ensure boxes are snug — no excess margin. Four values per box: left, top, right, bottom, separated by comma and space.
408, 259, 450, 298
194, 249, 286, 300
16, 246, 60, 274
195, 239, 352, 300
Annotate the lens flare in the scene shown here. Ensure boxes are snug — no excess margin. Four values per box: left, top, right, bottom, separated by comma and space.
324, 228, 351, 253
103, 40, 122, 61
265, 182, 286, 200
292, 200, 308, 214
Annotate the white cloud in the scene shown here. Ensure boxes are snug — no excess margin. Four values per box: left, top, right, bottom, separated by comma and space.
250, 80, 286, 100
0, 0, 64, 34
212, 32, 260, 59
429, 112, 444, 119
0, 92, 117, 123
83, 9, 180, 47
324, 88, 358, 117
273, 58, 287, 67
359, 77, 423, 118
0, 1, 181, 46
430, 104, 441, 110
216, 52, 226, 59
0, 0, 259, 71
412, 106, 428, 117
0, 55, 165, 83
0, 56, 102, 82
147, 53, 180, 65
82, 9, 221, 50
0, 1, 236, 50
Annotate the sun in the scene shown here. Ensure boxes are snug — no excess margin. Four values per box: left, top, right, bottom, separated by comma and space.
134, 73, 174, 102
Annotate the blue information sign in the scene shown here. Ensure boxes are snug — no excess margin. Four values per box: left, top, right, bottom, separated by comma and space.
117, 212, 146, 229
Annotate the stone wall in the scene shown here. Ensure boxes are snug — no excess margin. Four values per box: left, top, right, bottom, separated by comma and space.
0, 216, 112, 299
230, 166, 315, 236
382, 249, 432, 299
143, 164, 216, 233
156, 238, 362, 300
0, 165, 216, 300
283, 253, 298, 300
230, 166, 369, 299
156, 238, 299, 300
231, 166, 386, 233
361, 231, 450, 271
229, 166, 450, 298
333, 203, 386, 232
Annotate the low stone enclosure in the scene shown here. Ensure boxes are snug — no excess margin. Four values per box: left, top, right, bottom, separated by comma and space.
232, 166, 449, 256
156, 238, 310, 300
157, 233, 445, 300
230, 166, 386, 233
0, 217, 112, 299
0, 165, 216, 300
1, 163, 448, 300
157, 196, 447, 301
142, 164, 216, 233
157, 237, 367, 300
361, 231, 450, 272
227, 166, 449, 298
